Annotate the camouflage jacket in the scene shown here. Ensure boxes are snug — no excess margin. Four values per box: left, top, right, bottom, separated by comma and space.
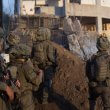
0, 82, 7, 91
11, 58, 41, 93
89, 51, 110, 82
33, 40, 57, 69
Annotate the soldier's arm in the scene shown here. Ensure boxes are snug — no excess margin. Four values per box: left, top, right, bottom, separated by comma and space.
0, 82, 7, 91
47, 44, 57, 65
23, 59, 42, 86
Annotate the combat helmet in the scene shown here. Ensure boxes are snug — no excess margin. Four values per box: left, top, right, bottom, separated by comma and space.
10, 44, 32, 57
7, 32, 20, 45
97, 34, 110, 51
35, 27, 51, 41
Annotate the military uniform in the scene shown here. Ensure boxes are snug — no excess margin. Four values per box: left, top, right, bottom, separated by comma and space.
0, 82, 8, 110
33, 27, 57, 104
0, 28, 8, 110
88, 36, 110, 110
9, 44, 42, 110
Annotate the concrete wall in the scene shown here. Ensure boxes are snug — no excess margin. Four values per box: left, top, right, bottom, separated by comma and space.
81, 0, 110, 7
35, 0, 63, 7
81, 0, 95, 5
101, 0, 110, 7
20, 0, 110, 16
36, 0, 46, 5
22, 1, 35, 15
47, 0, 63, 7
40, 6, 55, 15
66, 3, 110, 18
38, 6, 63, 16
47, 0, 58, 6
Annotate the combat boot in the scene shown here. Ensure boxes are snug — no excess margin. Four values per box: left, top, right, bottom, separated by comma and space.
89, 100, 96, 110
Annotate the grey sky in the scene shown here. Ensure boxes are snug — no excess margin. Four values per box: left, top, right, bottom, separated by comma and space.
3, 0, 15, 14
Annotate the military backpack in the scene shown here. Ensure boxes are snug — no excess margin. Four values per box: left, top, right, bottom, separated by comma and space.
33, 41, 56, 68
91, 53, 110, 81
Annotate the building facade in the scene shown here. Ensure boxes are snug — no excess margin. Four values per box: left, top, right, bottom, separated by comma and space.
65, 0, 110, 35
15, 0, 110, 35
15, 0, 64, 16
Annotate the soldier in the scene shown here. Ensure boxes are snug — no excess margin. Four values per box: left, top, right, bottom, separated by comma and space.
9, 43, 43, 110
0, 28, 14, 110
13, 21, 33, 48
32, 27, 57, 104
88, 35, 110, 110
7, 32, 20, 46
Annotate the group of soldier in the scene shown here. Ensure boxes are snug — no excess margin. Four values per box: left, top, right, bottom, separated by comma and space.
0, 25, 57, 110
87, 34, 110, 110
0, 22, 110, 110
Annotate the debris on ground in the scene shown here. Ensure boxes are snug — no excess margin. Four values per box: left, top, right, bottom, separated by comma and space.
63, 18, 98, 60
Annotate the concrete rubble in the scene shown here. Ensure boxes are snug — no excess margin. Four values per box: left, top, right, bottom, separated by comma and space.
63, 18, 98, 60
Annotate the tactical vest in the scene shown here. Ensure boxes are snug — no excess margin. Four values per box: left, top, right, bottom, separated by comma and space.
33, 40, 56, 69
92, 52, 110, 81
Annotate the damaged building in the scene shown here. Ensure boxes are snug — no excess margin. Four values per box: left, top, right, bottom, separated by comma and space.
66, 0, 110, 37
14, 0, 110, 38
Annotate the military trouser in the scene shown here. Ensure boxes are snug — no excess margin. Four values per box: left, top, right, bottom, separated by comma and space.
89, 85, 110, 110
44, 65, 54, 87
0, 97, 12, 110
0, 97, 7, 110
19, 90, 35, 110
42, 65, 54, 104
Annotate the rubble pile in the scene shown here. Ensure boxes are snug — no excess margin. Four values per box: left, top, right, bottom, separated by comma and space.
52, 43, 89, 110
63, 18, 98, 60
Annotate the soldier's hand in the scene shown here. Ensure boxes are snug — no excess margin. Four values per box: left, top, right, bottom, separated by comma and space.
6, 86, 14, 101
